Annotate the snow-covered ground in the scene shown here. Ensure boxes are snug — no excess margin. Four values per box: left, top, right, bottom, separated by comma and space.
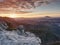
0, 22, 41, 45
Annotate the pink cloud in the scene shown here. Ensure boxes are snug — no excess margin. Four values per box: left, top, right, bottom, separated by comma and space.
0, 0, 59, 12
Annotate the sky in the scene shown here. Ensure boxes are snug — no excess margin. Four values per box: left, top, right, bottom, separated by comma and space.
32, 0, 60, 17
0, 0, 60, 18
34, 2, 60, 13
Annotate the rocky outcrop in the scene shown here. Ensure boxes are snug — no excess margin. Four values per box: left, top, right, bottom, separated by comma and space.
0, 22, 41, 45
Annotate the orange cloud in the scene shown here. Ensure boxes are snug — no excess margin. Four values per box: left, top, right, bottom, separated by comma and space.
0, 0, 52, 12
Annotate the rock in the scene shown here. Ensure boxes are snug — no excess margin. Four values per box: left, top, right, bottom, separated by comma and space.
16, 25, 25, 35
0, 22, 8, 31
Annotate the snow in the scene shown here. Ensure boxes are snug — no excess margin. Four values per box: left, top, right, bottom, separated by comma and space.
0, 23, 41, 45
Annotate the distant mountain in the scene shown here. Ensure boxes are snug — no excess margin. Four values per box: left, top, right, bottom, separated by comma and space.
0, 16, 60, 28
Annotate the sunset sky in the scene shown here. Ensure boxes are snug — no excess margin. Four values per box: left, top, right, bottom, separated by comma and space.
0, 0, 60, 18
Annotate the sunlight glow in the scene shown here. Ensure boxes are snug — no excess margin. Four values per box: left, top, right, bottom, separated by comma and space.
9, 14, 17, 18
0, 12, 60, 18
0, 14, 17, 18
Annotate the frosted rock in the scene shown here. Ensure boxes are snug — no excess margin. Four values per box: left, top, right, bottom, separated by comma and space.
0, 22, 8, 31
16, 25, 25, 35
0, 30, 41, 45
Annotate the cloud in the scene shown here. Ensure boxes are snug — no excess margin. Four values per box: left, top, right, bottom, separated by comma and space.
0, 0, 59, 12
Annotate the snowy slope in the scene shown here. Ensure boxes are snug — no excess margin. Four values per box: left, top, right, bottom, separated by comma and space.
0, 22, 41, 45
